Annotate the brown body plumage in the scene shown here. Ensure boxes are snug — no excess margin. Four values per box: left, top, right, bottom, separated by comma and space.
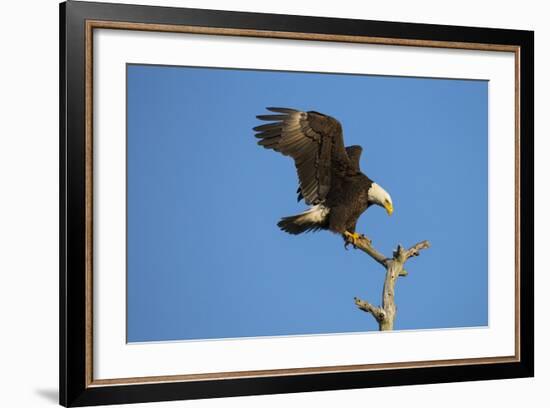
254, 107, 392, 242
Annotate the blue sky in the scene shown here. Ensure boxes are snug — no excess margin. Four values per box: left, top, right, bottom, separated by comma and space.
126, 64, 488, 342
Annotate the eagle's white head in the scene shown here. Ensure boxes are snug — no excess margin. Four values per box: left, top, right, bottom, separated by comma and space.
368, 182, 393, 216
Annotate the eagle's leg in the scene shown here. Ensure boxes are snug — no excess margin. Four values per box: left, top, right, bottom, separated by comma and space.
329, 207, 355, 248
329, 208, 371, 248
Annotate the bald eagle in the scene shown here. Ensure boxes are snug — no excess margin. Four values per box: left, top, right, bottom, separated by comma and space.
254, 107, 393, 246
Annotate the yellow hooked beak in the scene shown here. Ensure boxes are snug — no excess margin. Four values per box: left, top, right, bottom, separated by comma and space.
384, 201, 393, 216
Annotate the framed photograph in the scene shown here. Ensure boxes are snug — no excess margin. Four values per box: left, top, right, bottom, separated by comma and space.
60, 1, 534, 406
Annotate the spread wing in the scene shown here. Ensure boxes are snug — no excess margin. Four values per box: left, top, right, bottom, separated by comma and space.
254, 107, 352, 205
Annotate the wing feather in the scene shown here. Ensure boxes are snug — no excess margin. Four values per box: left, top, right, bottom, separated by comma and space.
256, 114, 288, 121
266, 107, 296, 114
253, 123, 280, 132
254, 107, 353, 205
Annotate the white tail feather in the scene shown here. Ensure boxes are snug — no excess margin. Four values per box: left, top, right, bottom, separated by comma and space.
294, 204, 330, 224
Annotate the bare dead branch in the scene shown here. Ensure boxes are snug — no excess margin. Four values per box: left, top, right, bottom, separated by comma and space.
403, 240, 431, 260
349, 235, 388, 266
352, 238, 430, 331
353, 297, 386, 323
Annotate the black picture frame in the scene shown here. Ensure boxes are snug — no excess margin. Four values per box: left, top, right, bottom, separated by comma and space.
60, 1, 534, 406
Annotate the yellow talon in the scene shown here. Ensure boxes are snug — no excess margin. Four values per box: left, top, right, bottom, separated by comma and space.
344, 231, 361, 246
344, 231, 372, 249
